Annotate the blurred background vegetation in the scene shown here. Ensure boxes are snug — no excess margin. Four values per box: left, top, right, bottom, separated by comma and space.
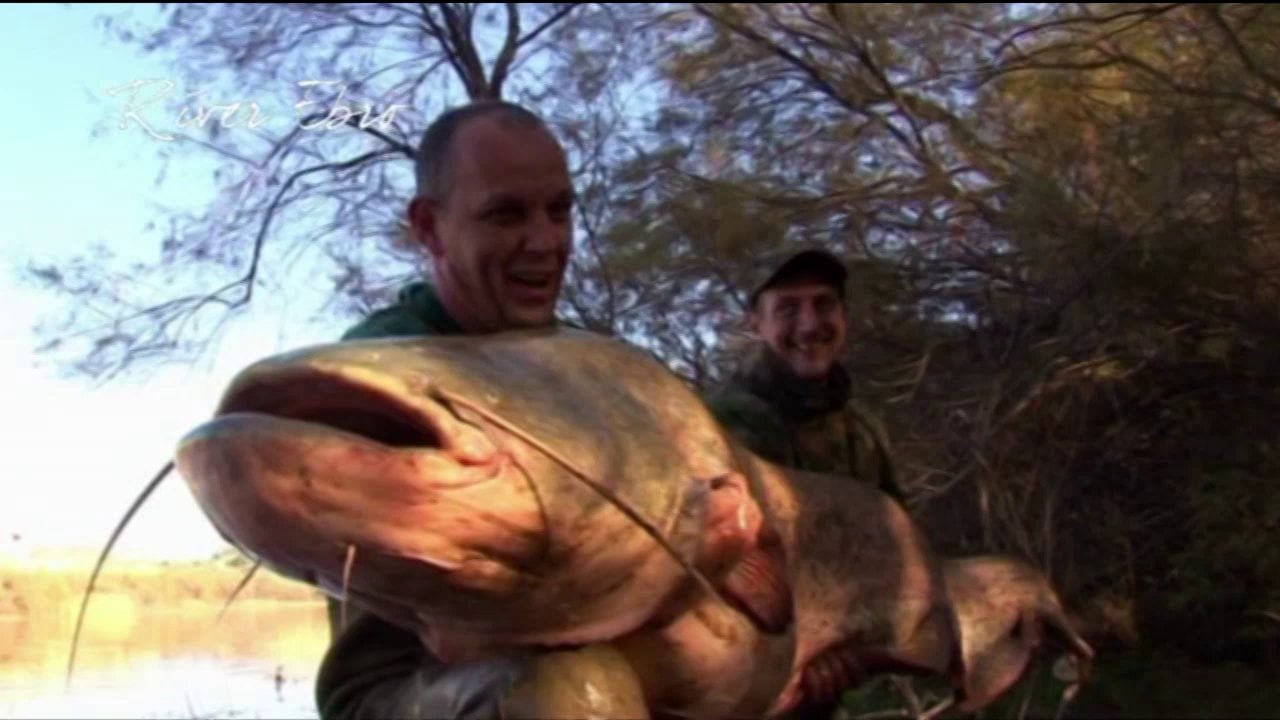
26, 3, 1280, 716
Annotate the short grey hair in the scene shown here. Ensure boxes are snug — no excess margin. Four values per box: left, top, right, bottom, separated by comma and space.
415, 100, 552, 201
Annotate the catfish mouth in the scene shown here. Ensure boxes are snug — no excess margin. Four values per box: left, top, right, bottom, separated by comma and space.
218, 371, 445, 449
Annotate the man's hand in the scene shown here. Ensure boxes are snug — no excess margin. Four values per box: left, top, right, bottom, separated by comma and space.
499, 644, 650, 720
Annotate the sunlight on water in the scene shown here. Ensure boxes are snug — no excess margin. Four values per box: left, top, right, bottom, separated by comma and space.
1, 600, 331, 719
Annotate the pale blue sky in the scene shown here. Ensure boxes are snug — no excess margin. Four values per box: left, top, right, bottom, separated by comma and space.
0, 4, 343, 561
0, 3, 652, 564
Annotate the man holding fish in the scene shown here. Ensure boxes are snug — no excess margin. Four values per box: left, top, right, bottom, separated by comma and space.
313, 99, 903, 719
315, 99, 582, 720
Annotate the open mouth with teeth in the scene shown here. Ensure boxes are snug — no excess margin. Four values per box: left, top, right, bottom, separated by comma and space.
505, 269, 559, 302
508, 271, 554, 286
789, 342, 827, 353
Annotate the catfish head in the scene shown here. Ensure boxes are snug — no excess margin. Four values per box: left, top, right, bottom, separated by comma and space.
175, 328, 764, 662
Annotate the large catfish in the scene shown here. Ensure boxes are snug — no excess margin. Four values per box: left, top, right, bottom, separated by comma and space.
169, 327, 1091, 718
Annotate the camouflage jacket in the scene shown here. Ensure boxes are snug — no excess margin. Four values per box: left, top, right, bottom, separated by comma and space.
315, 280, 528, 720
704, 344, 905, 502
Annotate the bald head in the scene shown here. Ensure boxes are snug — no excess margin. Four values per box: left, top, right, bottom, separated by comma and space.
415, 100, 555, 203
406, 100, 574, 334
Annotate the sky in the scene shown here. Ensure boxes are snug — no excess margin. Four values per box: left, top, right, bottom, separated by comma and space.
0, 4, 344, 562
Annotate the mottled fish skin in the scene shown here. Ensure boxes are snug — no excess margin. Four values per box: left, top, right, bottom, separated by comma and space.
164, 327, 1091, 718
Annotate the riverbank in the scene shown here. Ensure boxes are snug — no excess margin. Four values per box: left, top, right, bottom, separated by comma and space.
0, 555, 323, 620
1, 596, 329, 720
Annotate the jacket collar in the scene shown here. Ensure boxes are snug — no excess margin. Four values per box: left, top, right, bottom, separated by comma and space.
736, 343, 851, 420
400, 281, 466, 336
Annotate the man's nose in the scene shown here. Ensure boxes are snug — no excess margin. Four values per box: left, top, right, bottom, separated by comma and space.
796, 303, 822, 332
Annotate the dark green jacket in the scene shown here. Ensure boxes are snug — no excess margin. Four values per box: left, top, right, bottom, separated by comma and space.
315, 281, 528, 720
704, 344, 905, 502
340, 281, 467, 340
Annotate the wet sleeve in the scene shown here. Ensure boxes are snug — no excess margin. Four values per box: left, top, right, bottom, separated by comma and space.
315, 601, 530, 720
850, 409, 907, 503
874, 437, 906, 503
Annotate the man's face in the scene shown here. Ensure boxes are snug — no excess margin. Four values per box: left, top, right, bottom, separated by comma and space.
750, 274, 847, 379
411, 115, 574, 333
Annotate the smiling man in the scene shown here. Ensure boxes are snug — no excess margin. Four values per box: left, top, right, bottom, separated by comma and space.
316, 100, 576, 720
705, 247, 907, 720
707, 247, 905, 506
341, 100, 574, 340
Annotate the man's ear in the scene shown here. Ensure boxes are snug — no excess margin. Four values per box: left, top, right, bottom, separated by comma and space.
408, 195, 444, 257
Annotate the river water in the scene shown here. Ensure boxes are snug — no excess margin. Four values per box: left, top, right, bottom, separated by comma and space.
1, 599, 331, 719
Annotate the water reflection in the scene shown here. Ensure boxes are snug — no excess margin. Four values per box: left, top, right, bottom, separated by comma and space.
1, 599, 330, 719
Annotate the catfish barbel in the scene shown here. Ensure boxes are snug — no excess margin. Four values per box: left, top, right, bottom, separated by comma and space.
75, 327, 1093, 718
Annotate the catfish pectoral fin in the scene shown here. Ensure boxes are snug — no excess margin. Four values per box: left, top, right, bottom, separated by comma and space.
721, 540, 792, 634
499, 644, 650, 720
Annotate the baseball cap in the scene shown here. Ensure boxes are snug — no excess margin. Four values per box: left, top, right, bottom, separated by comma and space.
747, 246, 848, 307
